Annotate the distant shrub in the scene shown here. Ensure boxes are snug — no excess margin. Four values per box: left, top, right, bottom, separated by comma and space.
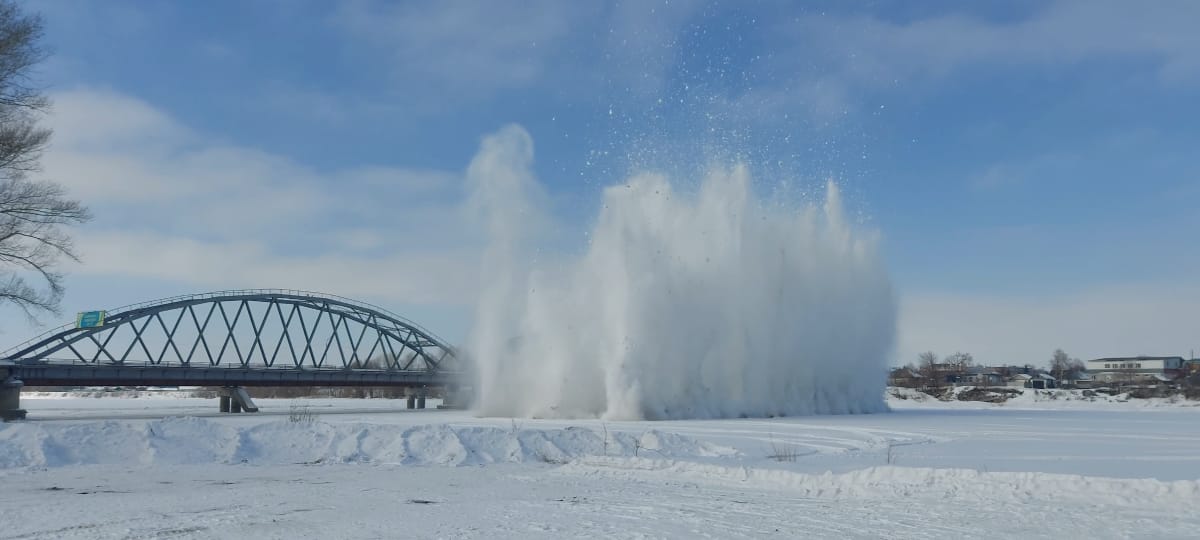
766, 434, 802, 462
768, 443, 801, 462
288, 403, 316, 423
921, 387, 954, 401
1127, 387, 1171, 400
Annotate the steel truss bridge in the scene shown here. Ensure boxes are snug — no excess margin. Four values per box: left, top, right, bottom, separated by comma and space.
0, 290, 462, 389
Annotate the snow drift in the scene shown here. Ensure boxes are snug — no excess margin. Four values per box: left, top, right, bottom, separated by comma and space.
0, 417, 736, 469
468, 126, 896, 420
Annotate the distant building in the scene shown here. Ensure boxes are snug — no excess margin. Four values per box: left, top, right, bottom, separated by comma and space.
1027, 373, 1057, 389
921, 363, 965, 385
1006, 373, 1032, 388
1007, 372, 1058, 389
1085, 356, 1185, 384
959, 366, 1005, 387
1059, 371, 1094, 388
887, 368, 924, 387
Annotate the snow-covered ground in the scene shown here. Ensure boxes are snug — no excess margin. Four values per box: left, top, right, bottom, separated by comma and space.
889, 386, 1200, 409
3, 393, 1199, 539
18, 393, 445, 421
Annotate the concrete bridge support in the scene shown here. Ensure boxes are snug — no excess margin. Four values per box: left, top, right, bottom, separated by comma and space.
218, 387, 258, 413
1, 374, 25, 421
405, 387, 427, 410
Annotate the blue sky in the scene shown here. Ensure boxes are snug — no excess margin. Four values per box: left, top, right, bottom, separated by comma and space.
2, 0, 1197, 365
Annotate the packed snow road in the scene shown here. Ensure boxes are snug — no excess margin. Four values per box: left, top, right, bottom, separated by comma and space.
2, 394, 1199, 539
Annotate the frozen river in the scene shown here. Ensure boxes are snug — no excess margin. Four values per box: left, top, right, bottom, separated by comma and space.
2, 393, 1199, 539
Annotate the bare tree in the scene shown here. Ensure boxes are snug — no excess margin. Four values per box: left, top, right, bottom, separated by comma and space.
917, 351, 939, 387
1049, 349, 1085, 381
0, 1, 90, 318
944, 352, 973, 369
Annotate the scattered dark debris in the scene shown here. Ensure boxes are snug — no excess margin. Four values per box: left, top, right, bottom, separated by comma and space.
39, 485, 128, 495
134, 526, 209, 536
955, 387, 1021, 403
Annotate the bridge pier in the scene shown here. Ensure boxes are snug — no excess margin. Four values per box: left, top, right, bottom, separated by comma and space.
217, 387, 257, 413
1, 374, 25, 422
405, 387, 427, 410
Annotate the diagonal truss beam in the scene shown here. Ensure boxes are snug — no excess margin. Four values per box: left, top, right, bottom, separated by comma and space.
1, 291, 457, 375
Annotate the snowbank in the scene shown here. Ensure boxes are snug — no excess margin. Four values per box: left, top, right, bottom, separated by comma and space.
887, 386, 1200, 409
1004, 388, 1200, 408
0, 418, 738, 469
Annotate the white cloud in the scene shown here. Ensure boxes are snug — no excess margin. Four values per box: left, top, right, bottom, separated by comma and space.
49, 89, 189, 151
966, 152, 1081, 192
898, 281, 1200, 367
795, 1, 1200, 85
968, 165, 1017, 192
332, 1, 586, 98
744, 1, 1200, 120
328, 1, 710, 109
69, 231, 478, 306
43, 89, 468, 235
38, 88, 482, 307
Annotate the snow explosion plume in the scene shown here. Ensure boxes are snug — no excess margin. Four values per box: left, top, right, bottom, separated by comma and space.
467, 125, 896, 420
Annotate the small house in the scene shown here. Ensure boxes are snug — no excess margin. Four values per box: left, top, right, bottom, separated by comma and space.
888, 368, 924, 388
1010, 373, 1057, 389
1027, 373, 1057, 389
1007, 373, 1032, 388
959, 366, 1005, 387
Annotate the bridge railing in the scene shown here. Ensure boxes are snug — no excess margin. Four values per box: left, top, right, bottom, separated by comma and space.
0, 289, 457, 359
11, 357, 461, 373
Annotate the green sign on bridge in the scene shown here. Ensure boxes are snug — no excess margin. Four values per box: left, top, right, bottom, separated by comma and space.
76, 310, 107, 329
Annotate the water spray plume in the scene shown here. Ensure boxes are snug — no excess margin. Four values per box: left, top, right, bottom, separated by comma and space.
468, 125, 896, 420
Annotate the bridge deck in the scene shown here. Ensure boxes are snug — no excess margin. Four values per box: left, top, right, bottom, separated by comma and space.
7, 362, 457, 388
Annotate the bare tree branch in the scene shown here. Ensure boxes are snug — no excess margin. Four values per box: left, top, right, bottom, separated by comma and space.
0, 2, 90, 320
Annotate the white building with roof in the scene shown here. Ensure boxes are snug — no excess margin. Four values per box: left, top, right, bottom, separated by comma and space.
1085, 356, 1185, 384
